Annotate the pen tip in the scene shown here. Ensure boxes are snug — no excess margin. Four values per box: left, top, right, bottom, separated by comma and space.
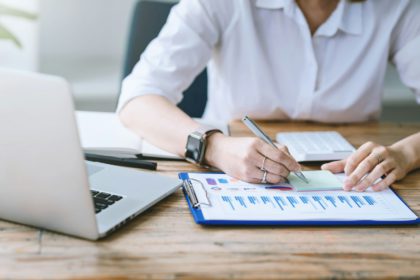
297, 172, 309, 184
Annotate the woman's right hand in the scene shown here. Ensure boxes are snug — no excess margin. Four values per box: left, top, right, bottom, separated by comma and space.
204, 133, 301, 184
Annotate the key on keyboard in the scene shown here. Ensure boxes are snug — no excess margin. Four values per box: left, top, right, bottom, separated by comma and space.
91, 190, 123, 214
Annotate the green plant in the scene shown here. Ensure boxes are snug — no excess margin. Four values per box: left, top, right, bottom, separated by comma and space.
0, 3, 37, 48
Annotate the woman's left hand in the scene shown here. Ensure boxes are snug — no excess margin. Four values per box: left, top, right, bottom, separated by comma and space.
321, 141, 410, 192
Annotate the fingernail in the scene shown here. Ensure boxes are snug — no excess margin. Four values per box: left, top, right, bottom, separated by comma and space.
372, 186, 381, 192
343, 185, 352, 191
344, 179, 352, 188
354, 186, 364, 192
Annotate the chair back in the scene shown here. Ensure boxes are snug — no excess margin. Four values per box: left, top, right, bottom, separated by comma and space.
122, 0, 207, 117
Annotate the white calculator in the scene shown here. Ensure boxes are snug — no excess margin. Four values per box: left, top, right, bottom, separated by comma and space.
276, 131, 356, 162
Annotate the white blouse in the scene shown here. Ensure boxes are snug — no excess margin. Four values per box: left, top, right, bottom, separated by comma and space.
118, 0, 420, 123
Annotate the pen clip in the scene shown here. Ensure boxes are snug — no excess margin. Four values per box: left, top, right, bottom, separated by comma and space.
183, 178, 212, 208
242, 116, 277, 148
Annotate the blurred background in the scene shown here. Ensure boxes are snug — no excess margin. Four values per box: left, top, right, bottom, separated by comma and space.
0, 0, 418, 121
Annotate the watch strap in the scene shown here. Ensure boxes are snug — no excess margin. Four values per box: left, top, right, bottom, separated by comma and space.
196, 125, 222, 137
185, 125, 223, 166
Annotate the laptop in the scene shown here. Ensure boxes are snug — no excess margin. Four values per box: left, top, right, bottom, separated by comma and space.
0, 69, 182, 240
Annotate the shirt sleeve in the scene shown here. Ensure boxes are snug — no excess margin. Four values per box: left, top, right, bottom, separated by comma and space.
390, 0, 420, 104
117, 0, 226, 113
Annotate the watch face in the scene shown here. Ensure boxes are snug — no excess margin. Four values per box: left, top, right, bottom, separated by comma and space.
185, 134, 204, 163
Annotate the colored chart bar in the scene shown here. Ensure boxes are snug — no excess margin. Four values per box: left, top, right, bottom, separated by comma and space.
287, 196, 299, 208
338, 195, 353, 208
222, 196, 235, 210
313, 196, 326, 210
351, 196, 362, 208
261, 196, 271, 205
206, 178, 217, 185
235, 196, 247, 208
278, 196, 287, 206
363, 195, 376, 205
325, 196, 337, 208
248, 196, 256, 205
300, 196, 309, 204
273, 196, 284, 211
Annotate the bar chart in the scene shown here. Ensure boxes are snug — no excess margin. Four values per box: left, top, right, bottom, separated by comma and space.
220, 193, 377, 212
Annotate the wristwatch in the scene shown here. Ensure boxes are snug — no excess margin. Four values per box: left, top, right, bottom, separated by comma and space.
185, 126, 222, 166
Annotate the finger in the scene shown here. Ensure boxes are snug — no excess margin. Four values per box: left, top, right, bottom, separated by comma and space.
321, 159, 346, 173
246, 149, 292, 179
371, 169, 398, 191
255, 170, 286, 184
344, 152, 379, 190
265, 171, 287, 184
241, 165, 267, 184
241, 145, 272, 169
275, 143, 291, 156
258, 143, 300, 171
344, 142, 376, 175
352, 160, 393, 192
259, 155, 290, 178
246, 169, 285, 185
280, 145, 304, 172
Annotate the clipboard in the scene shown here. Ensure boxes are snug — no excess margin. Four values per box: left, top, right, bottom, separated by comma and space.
179, 172, 420, 226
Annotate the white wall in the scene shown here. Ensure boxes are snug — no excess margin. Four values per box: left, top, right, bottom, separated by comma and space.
0, 0, 39, 71
39, 0, 134, 60
39, 0, 136, 111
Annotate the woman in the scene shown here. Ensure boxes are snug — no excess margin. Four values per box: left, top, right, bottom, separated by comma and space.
118, 0, 420, 191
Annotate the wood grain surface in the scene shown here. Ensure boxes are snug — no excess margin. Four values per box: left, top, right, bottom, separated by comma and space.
0, 121, 419, 279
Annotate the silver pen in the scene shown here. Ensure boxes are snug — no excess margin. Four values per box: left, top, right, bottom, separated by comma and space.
242, 115, 309, 184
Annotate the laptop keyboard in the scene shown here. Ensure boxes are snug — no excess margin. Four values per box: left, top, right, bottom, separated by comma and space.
91, 190, 123, 214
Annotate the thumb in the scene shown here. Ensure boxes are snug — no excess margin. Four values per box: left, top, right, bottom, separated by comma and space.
321, 159, 346, 174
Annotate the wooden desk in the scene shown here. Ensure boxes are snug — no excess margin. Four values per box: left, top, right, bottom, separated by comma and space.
1, 122, 419, 279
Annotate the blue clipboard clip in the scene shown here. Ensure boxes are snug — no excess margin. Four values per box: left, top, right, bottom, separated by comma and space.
182, 178, 212, 208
